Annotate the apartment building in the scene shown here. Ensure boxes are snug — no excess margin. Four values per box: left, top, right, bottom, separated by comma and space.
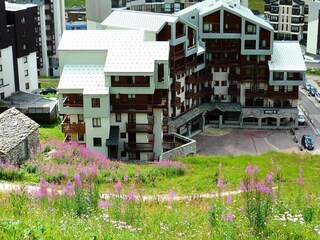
0, 1, 38, 100
86, 0, 248, 30
59, 0, 306, 160
6, 0, 65, 76
306, 1, 320, 56
264, 0, 309, 41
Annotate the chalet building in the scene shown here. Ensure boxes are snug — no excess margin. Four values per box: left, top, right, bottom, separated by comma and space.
264, 0, 309, 41
59, 0, 306, 161
0, 1, 38, 100
6, 0, 65, 76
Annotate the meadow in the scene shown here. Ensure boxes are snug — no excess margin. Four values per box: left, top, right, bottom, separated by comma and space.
0, 141, 319, 239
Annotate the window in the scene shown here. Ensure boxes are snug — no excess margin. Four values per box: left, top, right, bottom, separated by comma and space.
116, 113, 121, 122
258, 55, 266, 62
25, 70, 28, 76
24, 57, 27, 63
121, 151, 126, 157
78, 133, 84, 141
93, 137, 102, 147
128, 94, 135, 102
0, 79, 3, 86
121, 132, 126, 138
0, 65, 2, 71
221, 81, 227, 86
25, 83, 29, 90
0, 92, 4, 100
92, 118, 101, 127
203, 23, 212, 32
91, 98, 100, 108
23, 44, 27, 50
214, 81, 219, 86
21, 17, 25, 24
78, 114, 84, 123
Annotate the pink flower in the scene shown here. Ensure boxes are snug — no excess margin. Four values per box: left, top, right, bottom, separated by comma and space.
266, 172, 274, 182
221, 213, 227, 221
169, 189, 176, 199
98, 200, 111, 208
123, 174, 128, 183
125, 185, 136, 202
227, 194, 232, 205
114, 180, 122, 194
74, 173, 82, 187
217, 178, 223, 188
108, 177, 113, 183
227, 213, 234, 222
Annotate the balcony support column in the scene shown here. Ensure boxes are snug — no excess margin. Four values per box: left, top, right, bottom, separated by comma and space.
276, 117, 280, 128
258, 118, 262, 127
219, 115, 223, 128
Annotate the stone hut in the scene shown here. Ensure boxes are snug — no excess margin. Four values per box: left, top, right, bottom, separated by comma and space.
0, 108, 40, 165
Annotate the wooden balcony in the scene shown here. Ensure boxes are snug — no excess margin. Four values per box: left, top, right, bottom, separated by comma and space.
186, 74, 205, 84
174, 65, 186, 76
62, 123, 85, 134
171, 82, 181, 92
124, 143, 154, 152
228, 85, 240, 95
228, 73, 240, 81
111, 82, 149, 87
245, 89, 268, 97
163, 117, 169, 133
63, 94, 83, 108
202, 87, 214, 96
171, 97, 181, 108
172, 49, 185, 60
111, 104, 153, 113
186, 90, 202, 99
126, 123, 153, 133
268, 91, 299, 99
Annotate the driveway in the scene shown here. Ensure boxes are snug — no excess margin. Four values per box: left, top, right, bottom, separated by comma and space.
193, 127, 320, 155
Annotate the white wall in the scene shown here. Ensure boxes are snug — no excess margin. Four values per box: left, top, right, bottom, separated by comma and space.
17, 52, 38, 93
0, 46, 15, 98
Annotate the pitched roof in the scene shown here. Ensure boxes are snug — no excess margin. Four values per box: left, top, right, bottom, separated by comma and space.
0, 108, 39, 154
269, 41, 307, 71
101, 10, 178, 33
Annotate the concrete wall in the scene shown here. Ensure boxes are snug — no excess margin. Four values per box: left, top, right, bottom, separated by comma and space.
159, 133, 196, 160
17, 52, 38, 93
0, 46, 15, 98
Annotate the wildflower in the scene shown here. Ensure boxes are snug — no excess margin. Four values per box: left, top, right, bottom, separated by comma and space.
266, 172, 274, 182
123, 174, 128, 183
227, 194, 232, 205
114, 180, 122, 194
98, 200, 111, 209
221, 213, 227, 221
217, 178, 223, 188
169, 189, 176, 199
108, 177, 113, 183
36, 179, 48, 198
74, 173, 82, 187
227, 213, 234, 222
125, 185, 136, 201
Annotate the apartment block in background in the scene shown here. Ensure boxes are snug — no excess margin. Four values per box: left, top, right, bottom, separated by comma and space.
264, 0, 309, 41
6, 0, 65, 76
60, 0, 306, 160
306, 1, 320, 57
0, 1, 38, 100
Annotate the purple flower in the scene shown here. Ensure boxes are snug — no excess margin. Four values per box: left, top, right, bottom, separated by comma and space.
169, 189, 176, 199
266, 172, 274, 182
217, 178, 223, 188
125, 186, 136, 202
98, 200, 111, 208
123, 174, 128, 183
227, 213, 234, 222
227, 194, 232, 205
221, 213, 227, 221
36, 179, 48, 198
108, 177, 113, 183
240, 181, 246, 191
74, 173, 82, 187
114, 180, 122, 194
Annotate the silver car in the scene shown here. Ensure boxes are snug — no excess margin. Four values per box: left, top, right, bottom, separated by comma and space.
316, 92, 320, 103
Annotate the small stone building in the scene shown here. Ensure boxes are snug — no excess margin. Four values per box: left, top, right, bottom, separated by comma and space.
0, 108, 40, 165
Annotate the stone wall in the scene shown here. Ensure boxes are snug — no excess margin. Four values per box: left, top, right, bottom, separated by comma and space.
159, 133, 196, 161
2, 129, 39, 165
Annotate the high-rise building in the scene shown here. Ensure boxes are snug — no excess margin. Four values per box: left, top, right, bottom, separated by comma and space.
0, 1, 38, 100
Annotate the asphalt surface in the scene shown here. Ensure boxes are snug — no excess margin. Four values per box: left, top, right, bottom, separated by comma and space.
193, 127, 320, 156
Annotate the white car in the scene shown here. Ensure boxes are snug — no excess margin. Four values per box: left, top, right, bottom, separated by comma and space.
315, 92, 320, 103
298, 112, 305, 125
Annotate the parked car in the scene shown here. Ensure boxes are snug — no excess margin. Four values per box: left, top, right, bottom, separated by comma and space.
40, 87, 57, 95
301, 135, 314, 150
315, 92, 320, 103
310, 86, 318, 96
297, 112, 305, 125
304, 82, 311, 92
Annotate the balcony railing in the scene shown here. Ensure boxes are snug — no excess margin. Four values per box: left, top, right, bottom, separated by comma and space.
171, 82, 181, 92
186, 74, 205, 84
171, 97, 181, 108
124, 143, 154, 152
63, 95, 83, 108
126, 123, 153, 133
228, 85, 240, 95
268, 91, 298, 99
245, 89, 267, 97
111, 82, 150, 87
62, 123, 86, 134
228, 73, 240, 81
172, 49, 184, 60
111, 104, 153, 113
202, 87, 214, 95
174, 65, 186, 76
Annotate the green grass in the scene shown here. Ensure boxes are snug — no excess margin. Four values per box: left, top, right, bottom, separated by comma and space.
65, 0, 85, 7
249, 0, 265, 13
38, 118, 64, 142
307, 68, 320, 76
